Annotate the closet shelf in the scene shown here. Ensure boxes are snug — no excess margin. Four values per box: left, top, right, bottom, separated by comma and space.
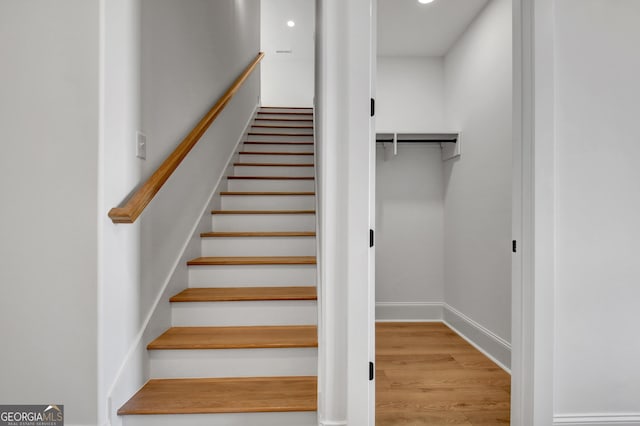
376, 132, 458, 143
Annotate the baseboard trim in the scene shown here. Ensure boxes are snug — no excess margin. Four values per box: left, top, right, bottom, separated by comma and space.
319, 420, 348, 426
442, 304, 511, 372
375, 302, 443, 321
554, 414, 640, 425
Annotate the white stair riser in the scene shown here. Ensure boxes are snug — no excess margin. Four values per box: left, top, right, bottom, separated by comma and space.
149, 348, 318, 379
228, 179, 315, 192
171, 300, 317, 326
242, 143, 314, 153
239, 154, 314, 164
211, 214, 316, 232
260, 108, 313, 114
247, 134, 314, 142
250, 127, 313, 136
202, 236, 316, 257
122, 412, 317, 426
221, 195, 315, 210
188, 264, 316, 287
234, 165, 314, 177
257, 114, 313, 121
254, 120, 313, 127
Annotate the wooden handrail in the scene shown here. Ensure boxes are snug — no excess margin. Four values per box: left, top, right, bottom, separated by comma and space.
108, 52, 265, 224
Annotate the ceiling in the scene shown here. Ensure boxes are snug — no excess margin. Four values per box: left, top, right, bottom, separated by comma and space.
378, 0, 489, 56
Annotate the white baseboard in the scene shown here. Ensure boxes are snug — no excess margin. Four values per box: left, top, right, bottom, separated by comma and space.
375, 302, 443, 321
443, 304, 511, 372
319, 420, 347, 426
554, 414, 640, 425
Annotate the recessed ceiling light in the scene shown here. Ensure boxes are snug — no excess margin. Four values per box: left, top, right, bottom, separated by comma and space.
287, 20, 295, 28
418, 0, 434, 4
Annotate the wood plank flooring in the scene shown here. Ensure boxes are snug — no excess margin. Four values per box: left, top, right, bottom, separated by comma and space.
376, 322, 510, 426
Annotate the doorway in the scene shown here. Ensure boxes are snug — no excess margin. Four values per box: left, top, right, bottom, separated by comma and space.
374, 0, 514, 423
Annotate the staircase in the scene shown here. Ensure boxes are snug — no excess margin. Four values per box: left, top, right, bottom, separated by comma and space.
118, 107, 318, 426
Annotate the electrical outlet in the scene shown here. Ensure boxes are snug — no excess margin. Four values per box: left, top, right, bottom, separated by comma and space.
136, 131, 147, 160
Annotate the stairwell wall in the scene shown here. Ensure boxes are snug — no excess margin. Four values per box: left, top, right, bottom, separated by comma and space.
99, 1, 260, 425
442, 0, 512, 367
0, 2, 99, 425
261, 0, 315, 107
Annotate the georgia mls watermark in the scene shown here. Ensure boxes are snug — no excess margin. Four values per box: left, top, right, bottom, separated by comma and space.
0, 405, 63, 426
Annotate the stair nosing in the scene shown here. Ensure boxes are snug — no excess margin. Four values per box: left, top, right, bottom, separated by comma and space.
234, 163, 314, 167
220, 191, 315, 196
170, 286, 317, 302
257, 111, 313, 115
255, 118, 313, 122
211, 209, 315, 215
244, 141, 314, 145
239, 151, 314, 155
187, 256, 316, 266
147, 325, 318, 350
201, 231, 316, 237
248, 132, 313, 136
252, 125, 314, 129
117, 376, 318, 415
227, 176, 314, 180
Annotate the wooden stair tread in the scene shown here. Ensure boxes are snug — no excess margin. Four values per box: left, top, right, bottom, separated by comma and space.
118, 376, 317, 415
252, 125, 314, 129
148, 325, 318, 350
261, 106, 313, 109
201, 231, 316, 237
255, 118, 313, 122
239, 151, 314, 155
187, 256, 316, 265
228, 176, 314, 180
220, 191, 315, 196
234, 163, 314, 167
244, 141, 313, 145
212, 209, 315, 215
248, 132, 312, 136
170, 286, 317, 302
257, 111, 313, 115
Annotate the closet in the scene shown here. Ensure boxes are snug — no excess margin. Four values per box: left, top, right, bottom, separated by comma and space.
375, 0, 512, 370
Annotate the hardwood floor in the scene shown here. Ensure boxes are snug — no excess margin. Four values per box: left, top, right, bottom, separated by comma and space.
376, 322, 510, 426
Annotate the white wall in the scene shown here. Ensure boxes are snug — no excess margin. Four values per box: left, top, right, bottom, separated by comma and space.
0, 1, 98, 425
376, 57, 446, 132
375, 145, 445, 316
99, 1, 260, 425
554, 0, 640, 420
375, 57, 446, 318
261, 0, 314, 106
443, 0, 512, 350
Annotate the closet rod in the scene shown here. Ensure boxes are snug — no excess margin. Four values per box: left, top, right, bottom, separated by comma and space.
376, 132, 458, 143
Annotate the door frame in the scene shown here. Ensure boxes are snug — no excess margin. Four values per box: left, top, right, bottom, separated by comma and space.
316, 0, 557, 423
511, 0, 556, 423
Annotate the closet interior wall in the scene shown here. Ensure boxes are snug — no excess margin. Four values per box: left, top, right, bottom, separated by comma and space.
375, 57, 446, 320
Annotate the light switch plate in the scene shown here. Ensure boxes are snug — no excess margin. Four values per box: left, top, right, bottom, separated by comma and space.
136, 131, 147, 160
